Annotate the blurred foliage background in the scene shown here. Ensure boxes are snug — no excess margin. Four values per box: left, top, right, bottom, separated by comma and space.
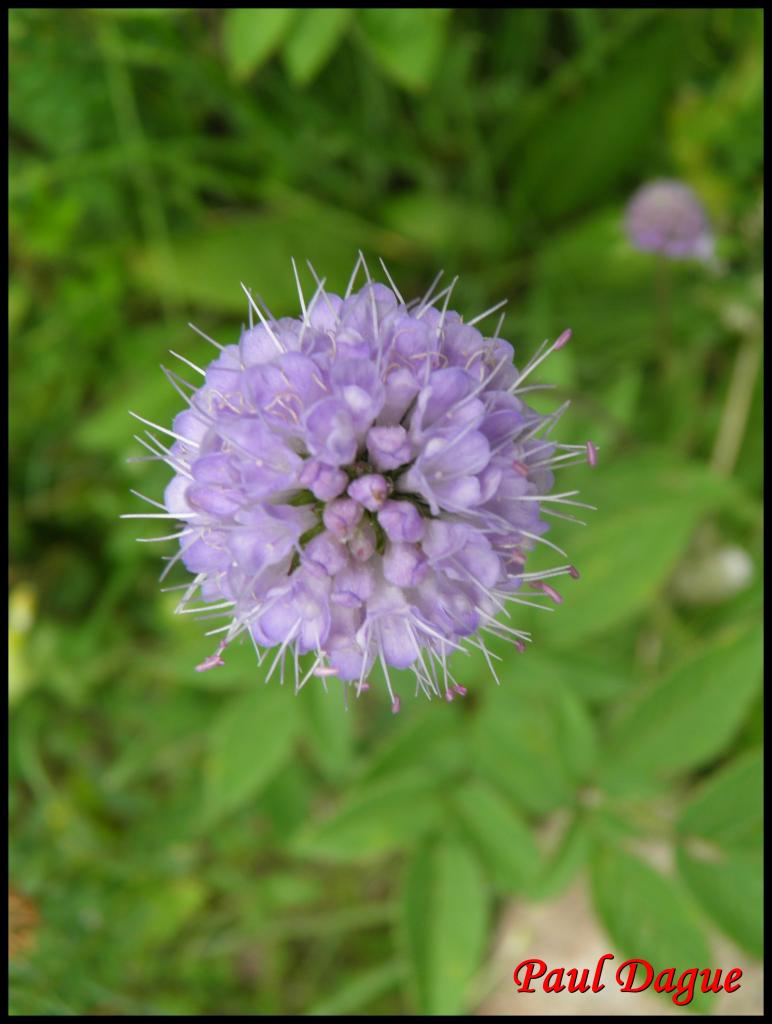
9, 7, 763, 1016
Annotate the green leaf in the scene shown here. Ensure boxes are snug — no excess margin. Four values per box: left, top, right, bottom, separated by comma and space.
472, 674, 597, 814
590, 843, 712, 1013
202, 684, 298, 825
291, 774, 441, 863
602, 624, 763, 794
132, 201, 408, 314
400, 838, 488, 1015
380, 190, 511, 257
282, 9, 351, 86
132, 877, 206, 948
357, 9, 450, 92
537, 453, 742, 647
300, 679, 355, 784
452, 779, 540, 892
675, 748, 763, 957
90, 8, 191, 16
360, 706, 465, 783
255, 759, 312, 840
677, 845, 763, 958
531, 815, 591, 900
524, 209, 671, 366
512, 24, 681, 222
677, 748, 762, 849
308, 962, 404, 1016
222, 8, 296, 80
550, 650, 632, 705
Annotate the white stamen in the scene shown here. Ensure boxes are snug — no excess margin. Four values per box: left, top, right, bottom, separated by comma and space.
344, 252, 365, 300
378, 257, 406, 306
188, 322, 223, 350
240, 282, 284, 351
169, 350, 206, 376
291, 257, 308, 323
467, 297, 507, 327
129, 411, 200, 448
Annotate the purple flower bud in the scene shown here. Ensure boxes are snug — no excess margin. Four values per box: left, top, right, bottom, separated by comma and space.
383, 542, 428, 588
330, 358, 385, 430
299, 458, 348, 501
347, 473, 390, 511
377, 500, 425, 543
332, 564, 376, 607
367, 425, 412, 471
323, 497, 363, 540
303, 531, 348, 577
349, 521, 376, 562
304, 398, 358, 466
380, 366, 420, 423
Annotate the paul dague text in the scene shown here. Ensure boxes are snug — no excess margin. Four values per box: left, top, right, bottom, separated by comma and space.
513, 954, 743, 1007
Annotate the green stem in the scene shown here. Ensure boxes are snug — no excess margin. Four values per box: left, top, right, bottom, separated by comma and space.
710, 331, 762, 477
654, 256, 680, 441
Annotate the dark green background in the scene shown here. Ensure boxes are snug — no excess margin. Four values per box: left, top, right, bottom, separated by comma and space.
9, 8, 763, 1015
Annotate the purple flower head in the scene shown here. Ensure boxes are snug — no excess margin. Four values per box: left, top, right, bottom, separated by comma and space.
625, 179, 714, 261
127, 257, 595, 707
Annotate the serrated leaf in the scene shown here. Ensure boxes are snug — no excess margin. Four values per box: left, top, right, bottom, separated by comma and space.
677, 845, 762, 958
590, 843, 712, 1013
400, 838, 488, 1014
602, 624, 763, 794
203, 684, 298, 825
357, 9, 450, 92
677, 748, 762, 849
291, 774, 440, 863
222, 8, 296, 80
282, 9, 351, 85
452, 780, 540, 892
